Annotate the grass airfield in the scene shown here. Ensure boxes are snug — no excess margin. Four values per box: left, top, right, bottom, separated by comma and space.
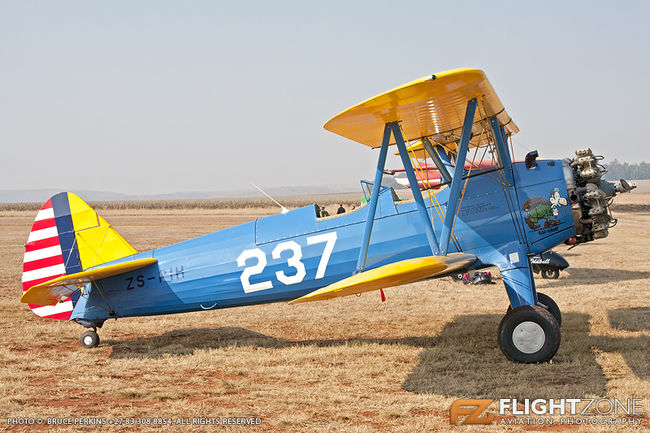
1, 194, 648, 432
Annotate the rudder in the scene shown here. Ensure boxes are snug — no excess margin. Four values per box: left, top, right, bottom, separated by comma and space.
22, 192, 138, 319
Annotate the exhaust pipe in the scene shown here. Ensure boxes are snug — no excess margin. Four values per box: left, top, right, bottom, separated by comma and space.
563, 148, 636, 244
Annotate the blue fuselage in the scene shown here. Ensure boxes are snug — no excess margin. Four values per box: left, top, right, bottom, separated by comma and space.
71, 160, 575, 326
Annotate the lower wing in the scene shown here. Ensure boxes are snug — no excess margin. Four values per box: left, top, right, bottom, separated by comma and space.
289, 253, 476, 304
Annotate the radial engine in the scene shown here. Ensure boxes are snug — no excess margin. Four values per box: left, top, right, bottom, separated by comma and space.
563, 148, 636, 243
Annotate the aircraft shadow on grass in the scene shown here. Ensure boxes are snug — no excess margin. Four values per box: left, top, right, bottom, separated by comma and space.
401, 311, 648, 399
539, 267, 650, 288
609, 307, 650, 332
107, 310, 648, 400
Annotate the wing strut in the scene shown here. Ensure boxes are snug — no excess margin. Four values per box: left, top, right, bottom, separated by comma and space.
421, 137, 452, 184
356, 122, 440, 273
355, 125, 391, 272
489, 116, 514, 186
438, 98, 477, 255
393, 124, 439, 255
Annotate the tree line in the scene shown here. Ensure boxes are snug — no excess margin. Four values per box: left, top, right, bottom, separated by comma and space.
604, 160, 650, 180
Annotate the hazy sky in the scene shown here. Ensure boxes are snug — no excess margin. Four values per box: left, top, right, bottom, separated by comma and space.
2, 1, 649, 195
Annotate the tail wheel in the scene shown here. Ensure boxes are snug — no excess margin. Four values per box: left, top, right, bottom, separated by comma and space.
80, 330, 100, 349
541, 269, 560, 279
498, 305, 560, 363
506, 292, 562, 327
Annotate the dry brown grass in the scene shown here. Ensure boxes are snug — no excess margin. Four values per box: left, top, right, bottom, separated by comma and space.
0, 193, 363, 212
0, 196, 649, 432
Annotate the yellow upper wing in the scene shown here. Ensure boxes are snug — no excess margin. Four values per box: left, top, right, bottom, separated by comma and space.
20, 258, 157, 306
324, 68, 518, 149
289, 253, 475, 304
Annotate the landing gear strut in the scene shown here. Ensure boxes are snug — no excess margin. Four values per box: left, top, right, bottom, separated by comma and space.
80, 329, 100, 348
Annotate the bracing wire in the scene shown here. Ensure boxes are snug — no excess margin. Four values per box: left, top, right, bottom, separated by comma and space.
401, 127, 462, 252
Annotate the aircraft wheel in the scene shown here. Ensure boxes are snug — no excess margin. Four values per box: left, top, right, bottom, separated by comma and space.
498, 305, 560, 363
541, 269, 560, 279
80, 330, 100, 349
506, 292, 561, 327
536, 292, 561, 327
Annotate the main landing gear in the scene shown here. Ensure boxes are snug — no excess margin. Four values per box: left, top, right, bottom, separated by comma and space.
499, 292, 561, 363
80, 329, 100, 348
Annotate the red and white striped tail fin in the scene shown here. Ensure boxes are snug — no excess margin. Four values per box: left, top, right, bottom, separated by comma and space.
22, 199, 73, 320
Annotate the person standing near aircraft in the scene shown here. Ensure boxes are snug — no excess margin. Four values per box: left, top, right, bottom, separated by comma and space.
337, 204, 346, 214
320, 206, 330, 217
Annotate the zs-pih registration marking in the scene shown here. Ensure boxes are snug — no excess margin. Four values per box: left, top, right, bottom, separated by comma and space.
125, 266, 185, 291
237, 232, 337, 293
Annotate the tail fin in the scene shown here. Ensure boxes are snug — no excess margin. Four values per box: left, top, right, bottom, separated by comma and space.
22, 192, 138, 320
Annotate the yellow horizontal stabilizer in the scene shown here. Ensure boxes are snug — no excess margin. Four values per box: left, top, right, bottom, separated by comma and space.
324, 68, 518, 149
20, 258, 157, 306
289, 253, 475, 304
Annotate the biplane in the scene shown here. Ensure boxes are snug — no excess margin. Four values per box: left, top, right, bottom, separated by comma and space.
20, 68, 634, 363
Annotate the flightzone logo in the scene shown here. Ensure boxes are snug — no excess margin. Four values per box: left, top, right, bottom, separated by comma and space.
450, 400, 494, 425
450, 398, 645, 426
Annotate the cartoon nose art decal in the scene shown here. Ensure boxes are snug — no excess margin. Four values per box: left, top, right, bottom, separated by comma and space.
522, 188, 568, 230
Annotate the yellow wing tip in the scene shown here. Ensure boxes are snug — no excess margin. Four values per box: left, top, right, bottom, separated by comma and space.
287, 297, 306, 305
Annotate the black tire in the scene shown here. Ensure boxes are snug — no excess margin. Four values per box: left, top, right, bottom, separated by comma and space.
80, 330, 100, 348
536, 292, 562, 327
541, 269, 560, 279
506, 292, 562, 327
498, 305, 560, 363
